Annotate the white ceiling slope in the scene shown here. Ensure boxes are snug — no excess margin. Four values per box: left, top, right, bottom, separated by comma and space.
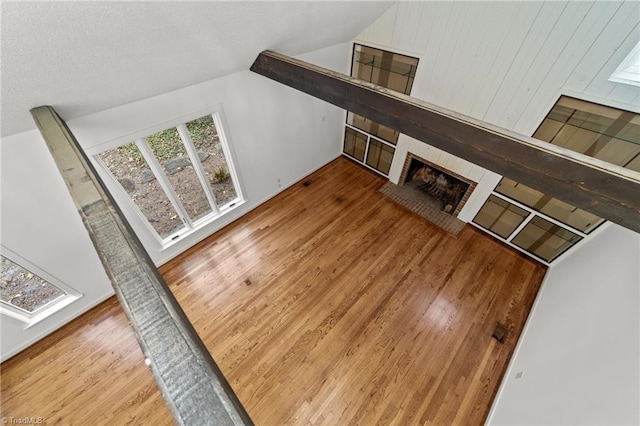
1, 1, 394, 137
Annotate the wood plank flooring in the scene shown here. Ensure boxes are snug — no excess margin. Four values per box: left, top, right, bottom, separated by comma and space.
1, 157, 546, 425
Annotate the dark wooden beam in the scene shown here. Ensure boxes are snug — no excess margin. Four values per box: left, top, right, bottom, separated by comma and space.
250, 50, 640, 234
31, 106, 254, 426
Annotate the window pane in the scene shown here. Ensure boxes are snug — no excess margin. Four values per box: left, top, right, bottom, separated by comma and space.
511, 216, 582, 262
99, 142, 185, 239
473, 195, 530, 238
145, 127, 213, 222
186, 115, 238, 208
590, 137, 640, 166
352, 44, 418, 95
495, 178, 604, 233
347, 112, 399, 145
344, 127, 367, 161
625, 153, 640, 172
347, 44, 419, 145
1, 256, 65, 313
534, 96, 640, 172
366, 139, 395, 175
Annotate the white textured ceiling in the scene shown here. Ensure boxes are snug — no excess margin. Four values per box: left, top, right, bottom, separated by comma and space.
1, 1, 393, 137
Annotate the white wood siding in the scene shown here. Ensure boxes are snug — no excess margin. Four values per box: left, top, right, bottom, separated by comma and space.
356, 1, 639, 136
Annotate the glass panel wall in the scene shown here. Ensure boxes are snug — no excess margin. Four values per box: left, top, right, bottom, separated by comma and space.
495, 178, 605, 234
185, 115, 238, 208
343, 44, 419, 176
347, 112, 399, 145
366, 139, 395, 175
472, 96, 639, 263
352, 44, 418, 94
146, 127, 214, 222
347, 45, 419, 145
1, 256, 66, 313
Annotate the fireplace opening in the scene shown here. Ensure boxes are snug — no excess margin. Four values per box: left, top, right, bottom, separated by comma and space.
403, 157, 471, 215
379, 153, 477, 235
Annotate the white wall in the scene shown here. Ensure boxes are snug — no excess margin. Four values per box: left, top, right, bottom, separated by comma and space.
0, 129, 114, 361
488, 224, 640, 425
0, 42, 349, 360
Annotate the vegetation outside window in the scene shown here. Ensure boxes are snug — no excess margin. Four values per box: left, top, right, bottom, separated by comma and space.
0, 253, 80, 325
97, 113, 242, 246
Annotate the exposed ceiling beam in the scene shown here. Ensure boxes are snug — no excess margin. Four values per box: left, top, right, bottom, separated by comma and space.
31, 106, 253, 426
250, 50, 640, 234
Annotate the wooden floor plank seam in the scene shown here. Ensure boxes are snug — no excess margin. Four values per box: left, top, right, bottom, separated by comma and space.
1, 157, 545, 425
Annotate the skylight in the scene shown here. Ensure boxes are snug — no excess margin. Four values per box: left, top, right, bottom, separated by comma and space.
609, 41, 640, 87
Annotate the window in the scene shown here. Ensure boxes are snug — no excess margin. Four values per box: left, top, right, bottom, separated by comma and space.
343, 44, 419, 175
495, 178, 604, 234
365, 139, 395, 175
473, 195, 529, 239
472, 96, 638, 263
609, 41, 640, 87
343, 127, 367, 162
95, 112, 243, 247
0, 252, 80, 326
536, 96, 640, 171
472, 195, 586, 264
511, 216, 582, 263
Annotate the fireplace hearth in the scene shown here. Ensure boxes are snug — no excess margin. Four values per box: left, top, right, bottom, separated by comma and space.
378, 153, 477, 236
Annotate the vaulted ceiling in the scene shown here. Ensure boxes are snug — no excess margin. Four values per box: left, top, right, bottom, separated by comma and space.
1, 1, 393, 137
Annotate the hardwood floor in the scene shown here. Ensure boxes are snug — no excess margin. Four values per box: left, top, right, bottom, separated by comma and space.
1, 157, 546, 425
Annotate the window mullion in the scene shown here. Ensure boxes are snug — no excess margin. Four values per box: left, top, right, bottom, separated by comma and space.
176, 124, 219, 215
363, 134, 371, 165
134, 138, 194, 229
211, 114, 243, 201
506, 211, 535, 243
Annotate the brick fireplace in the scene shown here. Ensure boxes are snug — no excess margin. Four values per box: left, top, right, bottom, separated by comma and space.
399, 153, 477, 215
379, 152, 478, 235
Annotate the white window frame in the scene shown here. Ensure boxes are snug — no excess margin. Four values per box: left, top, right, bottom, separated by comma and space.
87, 105, 245, 252
608, 40, 640, 87
0, 246, 82, 328
343, 123, 398, 177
